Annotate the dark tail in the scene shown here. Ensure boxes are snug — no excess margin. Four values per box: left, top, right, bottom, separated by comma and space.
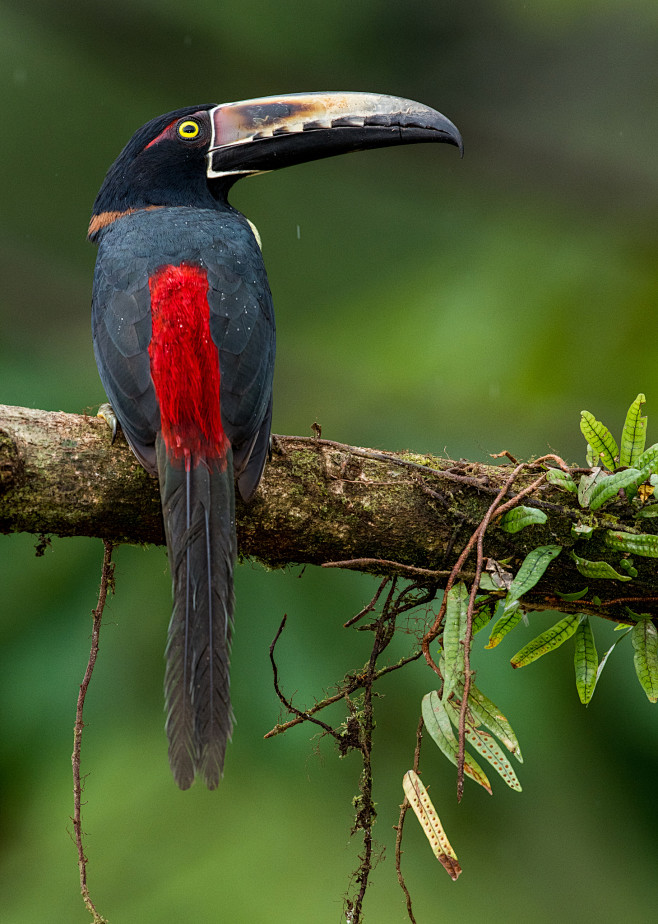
157, 435, 236, 789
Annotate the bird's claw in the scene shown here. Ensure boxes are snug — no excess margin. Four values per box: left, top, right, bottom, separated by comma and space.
97, 402, 120, 444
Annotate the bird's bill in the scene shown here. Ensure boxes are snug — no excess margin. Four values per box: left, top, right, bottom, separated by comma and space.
206, 92, 463, 177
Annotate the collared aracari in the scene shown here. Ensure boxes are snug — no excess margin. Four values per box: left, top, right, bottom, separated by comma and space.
89, 92, 462, 789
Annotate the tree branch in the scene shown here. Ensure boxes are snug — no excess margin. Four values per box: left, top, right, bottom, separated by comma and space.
2, 403, 657, 622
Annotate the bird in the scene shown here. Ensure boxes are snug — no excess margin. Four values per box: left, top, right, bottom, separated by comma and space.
89, 92, 462, 790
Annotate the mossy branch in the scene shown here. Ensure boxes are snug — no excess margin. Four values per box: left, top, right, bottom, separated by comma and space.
1, 403, 657, 623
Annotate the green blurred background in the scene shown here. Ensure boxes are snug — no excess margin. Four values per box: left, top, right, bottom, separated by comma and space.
1, 1, 657, 921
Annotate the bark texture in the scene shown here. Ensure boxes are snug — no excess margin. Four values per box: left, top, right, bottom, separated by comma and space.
1, 404, 657, 623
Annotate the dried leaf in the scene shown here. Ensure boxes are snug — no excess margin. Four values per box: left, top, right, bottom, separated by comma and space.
402, 770, 462, 879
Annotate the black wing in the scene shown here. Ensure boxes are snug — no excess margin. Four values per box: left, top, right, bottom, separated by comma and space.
91, 207, 276, 494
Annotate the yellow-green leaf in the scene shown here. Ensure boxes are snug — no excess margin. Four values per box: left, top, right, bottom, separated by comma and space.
511, 614, 581, 668
619, 394, 647, 468
580, 411, 618, 470
461, 681, 523, 762
402, 770, 462, 879
421, 691, 492, 794
631, 617, 658, 703
574, 616, 598, 704
485, 602, 523, 649
443, 699, 522, 792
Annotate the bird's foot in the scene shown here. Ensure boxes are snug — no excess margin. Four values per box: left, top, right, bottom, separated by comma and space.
97, 402, 120, 444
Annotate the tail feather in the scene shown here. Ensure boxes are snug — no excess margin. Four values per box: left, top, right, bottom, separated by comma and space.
157, 435, 236, 789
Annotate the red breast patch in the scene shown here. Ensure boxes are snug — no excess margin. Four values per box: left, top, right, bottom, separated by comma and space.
148, 263, 229, 465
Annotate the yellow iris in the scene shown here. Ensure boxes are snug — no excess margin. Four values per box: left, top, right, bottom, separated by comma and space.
178, 120, 200, 139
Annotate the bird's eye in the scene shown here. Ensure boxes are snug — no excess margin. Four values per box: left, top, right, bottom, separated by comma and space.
178, 119, 201, 140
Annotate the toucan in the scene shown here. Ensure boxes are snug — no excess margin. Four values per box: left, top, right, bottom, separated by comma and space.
89, 92, 462, 789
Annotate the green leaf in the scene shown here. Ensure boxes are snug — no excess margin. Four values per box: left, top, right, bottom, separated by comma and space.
621, 444, 658, 501
443, 699, 521, 792
604, 530, 658, 558
498, 505, 547, 533
545, 468, 577, 493
472, 605, 493, 636
478, 573, 499, 591
555, 587, 589, 602
505, 545, 562, 605
511, 614, 581, 668
635, 505, 658, 519
589, 468, 642, 511
585, 443, 600, 468
596, 628, 632, 685
571, 522, 594, 540
441, 583, 469, 699
454, 678, 523, 762
485, 602, 524, 649
632, 443, 658, 480
618, 558, 638, 578
631, 617, 658, 703
573, 616, 598, 704
580, 411, 618, 470
578, 469, 607, 508
421, 692, 492, 793
570, 551, 633, 582
619, 394, 647, 468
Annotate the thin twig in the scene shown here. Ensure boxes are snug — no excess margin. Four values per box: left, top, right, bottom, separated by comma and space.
263, 650, 422, 739
421, 464, 529, 674
344, 577, 390, 627
349, 595, 397, 923
72, 540, 114, 924
417, 463, 540, 797
269, 614, 341, 740
322, 557, 457, 580
395, 716, 424, 924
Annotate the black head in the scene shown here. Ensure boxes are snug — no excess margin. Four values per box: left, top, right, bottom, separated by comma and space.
90, 105, 217, 231
89, 93, 462, 241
